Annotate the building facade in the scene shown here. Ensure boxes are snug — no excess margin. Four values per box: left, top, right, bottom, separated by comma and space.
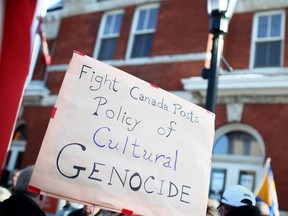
5, 0, 288, 213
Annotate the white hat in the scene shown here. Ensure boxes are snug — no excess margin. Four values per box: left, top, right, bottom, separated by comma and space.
221, 185, 256, 207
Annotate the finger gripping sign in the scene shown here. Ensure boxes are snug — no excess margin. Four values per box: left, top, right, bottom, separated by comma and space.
29, 51, 215, 216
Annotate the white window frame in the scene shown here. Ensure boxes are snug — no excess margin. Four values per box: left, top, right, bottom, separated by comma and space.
213, 123, 265, 164
249, 10, 285, 70
125, 4, 159, 60
93, 9, 124, 60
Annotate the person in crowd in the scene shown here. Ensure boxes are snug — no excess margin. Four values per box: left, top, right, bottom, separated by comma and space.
56, 200, 79, 216
217, 185, 261, 216
0, 186, 11, 202
0, 165, 47, 216
11, 170, 20, 191
256, 201, 270, 216
68, 204, 122, 216
207, 198, 220, 216
7, 169, 20, 194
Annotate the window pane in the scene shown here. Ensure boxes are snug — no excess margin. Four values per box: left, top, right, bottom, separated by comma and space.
137, 8, 158, 30
147, 8, 159, 29
257, 16, 268, 38
98, 12, 123, 60
239, 171, 255, 191
213, 136, 229, 154
104, 15, 113, 35
131, 34, 153, 58
254, 42, 267, 67
113, 14, 123, 34
269, 41, 281, 66
104, 14, 123, 35
213, 131, 261, 156
243, 139, 250, 155
270, 14, 281, 37
98, 38, 117, 60
209, 169, 226, 200
137, 10, 146, 30
254, 41, 281, 67
131, 6, 158, 58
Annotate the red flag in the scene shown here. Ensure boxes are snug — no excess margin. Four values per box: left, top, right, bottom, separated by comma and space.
0, 1, 38, 177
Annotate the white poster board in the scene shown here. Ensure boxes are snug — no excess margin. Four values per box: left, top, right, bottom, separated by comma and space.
29, 51, 215, 216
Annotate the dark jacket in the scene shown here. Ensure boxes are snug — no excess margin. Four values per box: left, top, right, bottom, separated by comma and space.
227, 205, 261, 216
0, 193, 46, 216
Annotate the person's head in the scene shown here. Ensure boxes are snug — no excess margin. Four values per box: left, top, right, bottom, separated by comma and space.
14, 166, 34, 194
218, 185, 258, 216
0, 186, 11, 202
256, 201, 270, 216
207, 199, 220, 216
14, 165, 46, 207
12, 170, 20, 187
82, 205, 99, 216
84, 205, 93, 214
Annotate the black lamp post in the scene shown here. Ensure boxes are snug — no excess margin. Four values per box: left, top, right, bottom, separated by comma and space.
204, 0, 237, 113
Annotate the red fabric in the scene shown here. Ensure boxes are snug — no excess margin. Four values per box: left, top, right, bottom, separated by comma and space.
27, 185, 41, 194
74, 50, 85, 56
121, 209, 133, 215
0, 1, 37, 175
50, 107, 57, 119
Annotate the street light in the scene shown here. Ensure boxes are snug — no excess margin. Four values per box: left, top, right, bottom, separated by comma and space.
203, 0, 237, 113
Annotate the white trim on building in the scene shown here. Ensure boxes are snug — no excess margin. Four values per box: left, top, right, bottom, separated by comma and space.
182, 72, 288, 99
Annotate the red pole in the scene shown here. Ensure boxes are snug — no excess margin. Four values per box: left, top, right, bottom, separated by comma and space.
0, 0, 37, 180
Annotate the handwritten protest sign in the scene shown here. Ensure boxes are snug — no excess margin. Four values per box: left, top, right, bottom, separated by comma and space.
29, 51, 215, 216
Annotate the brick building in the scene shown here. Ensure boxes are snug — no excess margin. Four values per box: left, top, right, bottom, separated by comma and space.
5, 0, 288, 214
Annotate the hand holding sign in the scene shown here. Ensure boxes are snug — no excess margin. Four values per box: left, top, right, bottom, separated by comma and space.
29, 51, 215, 216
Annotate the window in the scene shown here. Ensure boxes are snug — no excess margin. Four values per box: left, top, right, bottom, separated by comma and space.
95, 10, 123, 61
251, 11, 285, 68
239, 171, 255, 191
213, 131, 261, 156
210, 124, 264, 201
209, 168, 226, 200
4, 123, 27, 185
127, 5, 159, 58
